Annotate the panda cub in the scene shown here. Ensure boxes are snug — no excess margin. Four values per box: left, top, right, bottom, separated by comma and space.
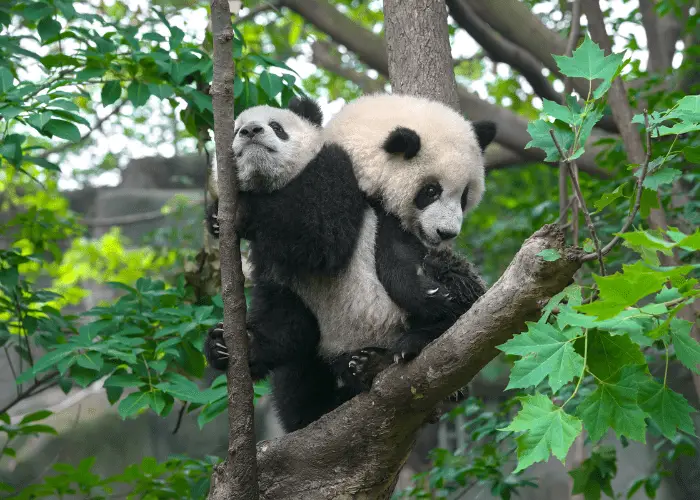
205, 94, 492, 431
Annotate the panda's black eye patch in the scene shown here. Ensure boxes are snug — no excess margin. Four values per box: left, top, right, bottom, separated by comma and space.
269, 121, 289, 140
461, 186, 469, 210
414, 183, 442, 209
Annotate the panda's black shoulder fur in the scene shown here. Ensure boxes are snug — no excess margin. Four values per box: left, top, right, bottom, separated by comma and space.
288, 95, 323, 127
241, 142, 365, 278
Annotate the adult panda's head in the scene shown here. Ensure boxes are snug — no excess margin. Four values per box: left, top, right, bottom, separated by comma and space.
323, 94, 496, 247
232, 96, 324, 192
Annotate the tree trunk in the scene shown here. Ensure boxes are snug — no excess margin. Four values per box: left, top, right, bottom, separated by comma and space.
384, 0, 460, 110
207, 1, 259, 499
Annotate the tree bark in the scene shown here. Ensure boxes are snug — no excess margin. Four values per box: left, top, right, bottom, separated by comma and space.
207, 1, 259, 499
254, 225, 582, 498
384, 0, 460, 110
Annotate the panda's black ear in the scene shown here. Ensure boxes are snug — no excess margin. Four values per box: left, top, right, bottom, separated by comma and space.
288, 95, 323, 127
472, 121, 497, 152
383, 127, 421, 159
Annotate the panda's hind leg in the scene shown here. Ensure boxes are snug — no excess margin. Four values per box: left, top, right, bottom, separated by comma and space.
271, 356, 356, 432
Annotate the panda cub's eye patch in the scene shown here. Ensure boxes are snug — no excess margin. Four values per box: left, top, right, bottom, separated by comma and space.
460, 186, 469, 210
269, 121, 289, 141
414, 183, 442, 209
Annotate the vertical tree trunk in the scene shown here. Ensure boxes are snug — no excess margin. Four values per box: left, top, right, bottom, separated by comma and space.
384, 0, 460, 110
207, 1, 259, 499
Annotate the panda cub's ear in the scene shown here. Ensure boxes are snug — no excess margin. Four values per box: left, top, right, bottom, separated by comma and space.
383, 127, 421, 160
288, 95, 324, 127
472, 121, 497, 153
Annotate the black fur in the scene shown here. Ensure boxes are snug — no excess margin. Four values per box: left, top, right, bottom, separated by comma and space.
288, 95, 323, 127
383, 126, 421, 159
473, 120, 497, 152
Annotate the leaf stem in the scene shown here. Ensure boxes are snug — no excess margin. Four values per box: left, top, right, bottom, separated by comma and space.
663, 340, 669, 387
549, 129, 606, 275
583, 110, 652, 262
563, 329, 588, 409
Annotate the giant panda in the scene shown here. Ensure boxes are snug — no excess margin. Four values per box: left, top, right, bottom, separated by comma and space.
204, 94, 494, 431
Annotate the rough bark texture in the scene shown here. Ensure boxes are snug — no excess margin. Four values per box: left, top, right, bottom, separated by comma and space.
279, 0, 612, 178
207, 1, 259, 498
254, 225, 582, 498
384, 0, 460, 110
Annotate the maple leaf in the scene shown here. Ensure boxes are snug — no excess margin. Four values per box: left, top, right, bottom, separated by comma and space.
584, 331, 646, 382
576, 365, 649, 443
670, 318, 700, 374
552, 35, 624, 98
499, 323, 584, 393
502, 394, 582, 472
638, 381, 697, 439
569, 445, 617, 500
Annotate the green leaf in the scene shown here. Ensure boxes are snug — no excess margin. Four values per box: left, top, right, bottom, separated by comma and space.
525, 119, 574, 162
76, 351, 104, 371
259, 71, 283, 99
569, 445, 617, 500
147, 83, 174, 99
148, 391, 167, 414
552, 36, 624, 86
638, 382, 696, 439
19, 410, 52, 425
499, 323, 584, 393
104, 372, 145, 388
639, 188, 659, 219
576, 365, 649, 443
619, 231, 675, 255
47, 99, 79, 112
502, 394, 582, 472
37, 17, 61, 43
43, 119, 80, 141
577, 262, 670, 320
642, 168, 682, 190
118, 391, 150, 418
670, 319, 700, 374
26, 111, 53, 130
593, 185, 625, 212
0, 67, 14, 93
169, 26, 185, 50
26, 156, 61, 172
537, 249, 561, 261
683, 146, 700, 164
127, 81, 150, 107
101, 81, 121, 105
677, 230, 700, 251
584, 331, 646, 381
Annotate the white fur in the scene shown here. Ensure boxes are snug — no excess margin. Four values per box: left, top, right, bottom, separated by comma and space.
289, 209, 408, 358
322, 93, 486, 246
232, 105, 321, 192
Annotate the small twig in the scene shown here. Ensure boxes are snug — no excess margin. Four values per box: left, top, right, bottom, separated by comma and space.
0, 373, 59, 415
582, 110, 653, 261
172, 402, 188, 434
549, 129, 606, 275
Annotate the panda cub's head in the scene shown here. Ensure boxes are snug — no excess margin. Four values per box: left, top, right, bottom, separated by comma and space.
232, 96, 324, 192
323, 94, 496, 247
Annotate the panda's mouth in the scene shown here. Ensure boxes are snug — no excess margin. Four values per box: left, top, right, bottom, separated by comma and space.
418, 227, 441, 248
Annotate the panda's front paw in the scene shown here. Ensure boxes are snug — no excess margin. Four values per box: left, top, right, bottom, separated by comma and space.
210, 212, 220, 237
336, 347, 391, 391
204, 322, 229, 371
391, 336, 431, 364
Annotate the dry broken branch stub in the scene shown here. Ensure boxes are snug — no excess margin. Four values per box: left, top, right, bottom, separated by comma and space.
253, 225, 582, 499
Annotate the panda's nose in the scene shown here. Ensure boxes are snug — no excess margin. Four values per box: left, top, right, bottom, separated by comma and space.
240, 124, 264, 138
437, 229, 458, 241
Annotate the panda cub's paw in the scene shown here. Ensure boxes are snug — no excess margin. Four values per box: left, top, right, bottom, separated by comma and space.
205, 200, 220, 238
204, 322, 228, 371
204, 322, 254, 372
341, 347, 392, 391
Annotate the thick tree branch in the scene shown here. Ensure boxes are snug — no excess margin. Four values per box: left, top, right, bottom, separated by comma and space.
639, 0, 684, 73
446, 0, 561, 104
254, 226, 582, 498
208, 1, 258, 499
280, 0, 613, 178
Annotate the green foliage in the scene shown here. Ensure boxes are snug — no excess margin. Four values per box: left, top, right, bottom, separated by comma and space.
569, 445, 617, 500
